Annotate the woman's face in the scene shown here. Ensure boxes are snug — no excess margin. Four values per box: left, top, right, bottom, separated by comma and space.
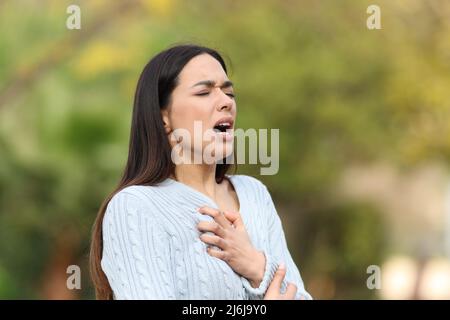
162, 53, 236, 164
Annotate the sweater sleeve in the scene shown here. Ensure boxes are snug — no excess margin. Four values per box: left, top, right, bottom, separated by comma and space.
101, 191, 177, 299
241, 184, 312, 300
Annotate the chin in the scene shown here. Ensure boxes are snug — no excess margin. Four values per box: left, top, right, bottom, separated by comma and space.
200, 141, 234, 164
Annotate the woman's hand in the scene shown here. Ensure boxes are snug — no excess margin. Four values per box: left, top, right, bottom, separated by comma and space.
264, 263, 299, 300
197, 206, 266, 287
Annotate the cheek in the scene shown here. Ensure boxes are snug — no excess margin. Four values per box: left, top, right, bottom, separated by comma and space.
170, 101, 213, 142
170, 101, 195, 127
175, 98, 212, 124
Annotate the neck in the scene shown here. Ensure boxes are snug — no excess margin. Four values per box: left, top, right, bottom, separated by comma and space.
173, 164, 220, 199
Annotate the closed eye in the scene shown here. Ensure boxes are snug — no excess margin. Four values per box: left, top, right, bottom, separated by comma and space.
195, 92, 235, 98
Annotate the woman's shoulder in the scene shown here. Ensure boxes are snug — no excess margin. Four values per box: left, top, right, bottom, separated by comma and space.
106, 183, 169, 213
104, 184, 172, 232
103, 185, 171, 241
110, 184, 154, 200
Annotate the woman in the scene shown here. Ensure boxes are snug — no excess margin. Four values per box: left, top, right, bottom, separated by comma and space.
90, 44, 312, 300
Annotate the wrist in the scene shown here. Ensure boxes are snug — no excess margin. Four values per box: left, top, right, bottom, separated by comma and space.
248, 250, 266, 288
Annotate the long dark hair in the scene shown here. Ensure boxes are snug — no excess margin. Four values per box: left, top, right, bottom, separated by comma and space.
89, 44, 234, 299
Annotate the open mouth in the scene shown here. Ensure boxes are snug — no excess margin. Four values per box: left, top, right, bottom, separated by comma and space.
213, 122, 232, 133
212, 119, 234, 142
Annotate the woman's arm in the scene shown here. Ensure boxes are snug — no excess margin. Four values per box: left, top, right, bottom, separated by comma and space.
241, 185, 312, 300
101, 191, 177, 299
196, 177, 312, 300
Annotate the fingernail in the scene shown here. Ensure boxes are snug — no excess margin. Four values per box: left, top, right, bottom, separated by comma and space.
278, 262, 285, 270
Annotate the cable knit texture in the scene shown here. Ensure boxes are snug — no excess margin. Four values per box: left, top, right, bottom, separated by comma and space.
101, 174, 312, 300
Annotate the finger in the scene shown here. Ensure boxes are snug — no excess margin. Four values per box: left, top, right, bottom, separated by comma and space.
206, 246, 229, 261
223, 211, 244, 229
197, 221, 226, 238
200, 233, 227, 250
222, 210, 239, 223
267, 263, 286, 293
284, 282, 297, 300
198, 206, 232, 229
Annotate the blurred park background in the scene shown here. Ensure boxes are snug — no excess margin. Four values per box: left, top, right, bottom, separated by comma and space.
1, 0, 450, 299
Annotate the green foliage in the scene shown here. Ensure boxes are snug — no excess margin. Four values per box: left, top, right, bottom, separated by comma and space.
0, 0, 449, 299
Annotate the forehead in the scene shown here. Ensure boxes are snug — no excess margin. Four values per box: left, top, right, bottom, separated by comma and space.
177, 54, 228, 86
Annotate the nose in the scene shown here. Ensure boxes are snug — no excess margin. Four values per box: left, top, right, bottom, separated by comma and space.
216, 91, 234, 112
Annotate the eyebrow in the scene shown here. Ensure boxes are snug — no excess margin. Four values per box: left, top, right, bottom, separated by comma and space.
191, 80, 234, 89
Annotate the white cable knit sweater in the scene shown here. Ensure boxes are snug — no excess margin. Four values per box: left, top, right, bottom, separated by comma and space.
101, 174, 312, 300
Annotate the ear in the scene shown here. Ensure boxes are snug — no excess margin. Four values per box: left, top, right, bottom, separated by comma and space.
161, 109, 171, 134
